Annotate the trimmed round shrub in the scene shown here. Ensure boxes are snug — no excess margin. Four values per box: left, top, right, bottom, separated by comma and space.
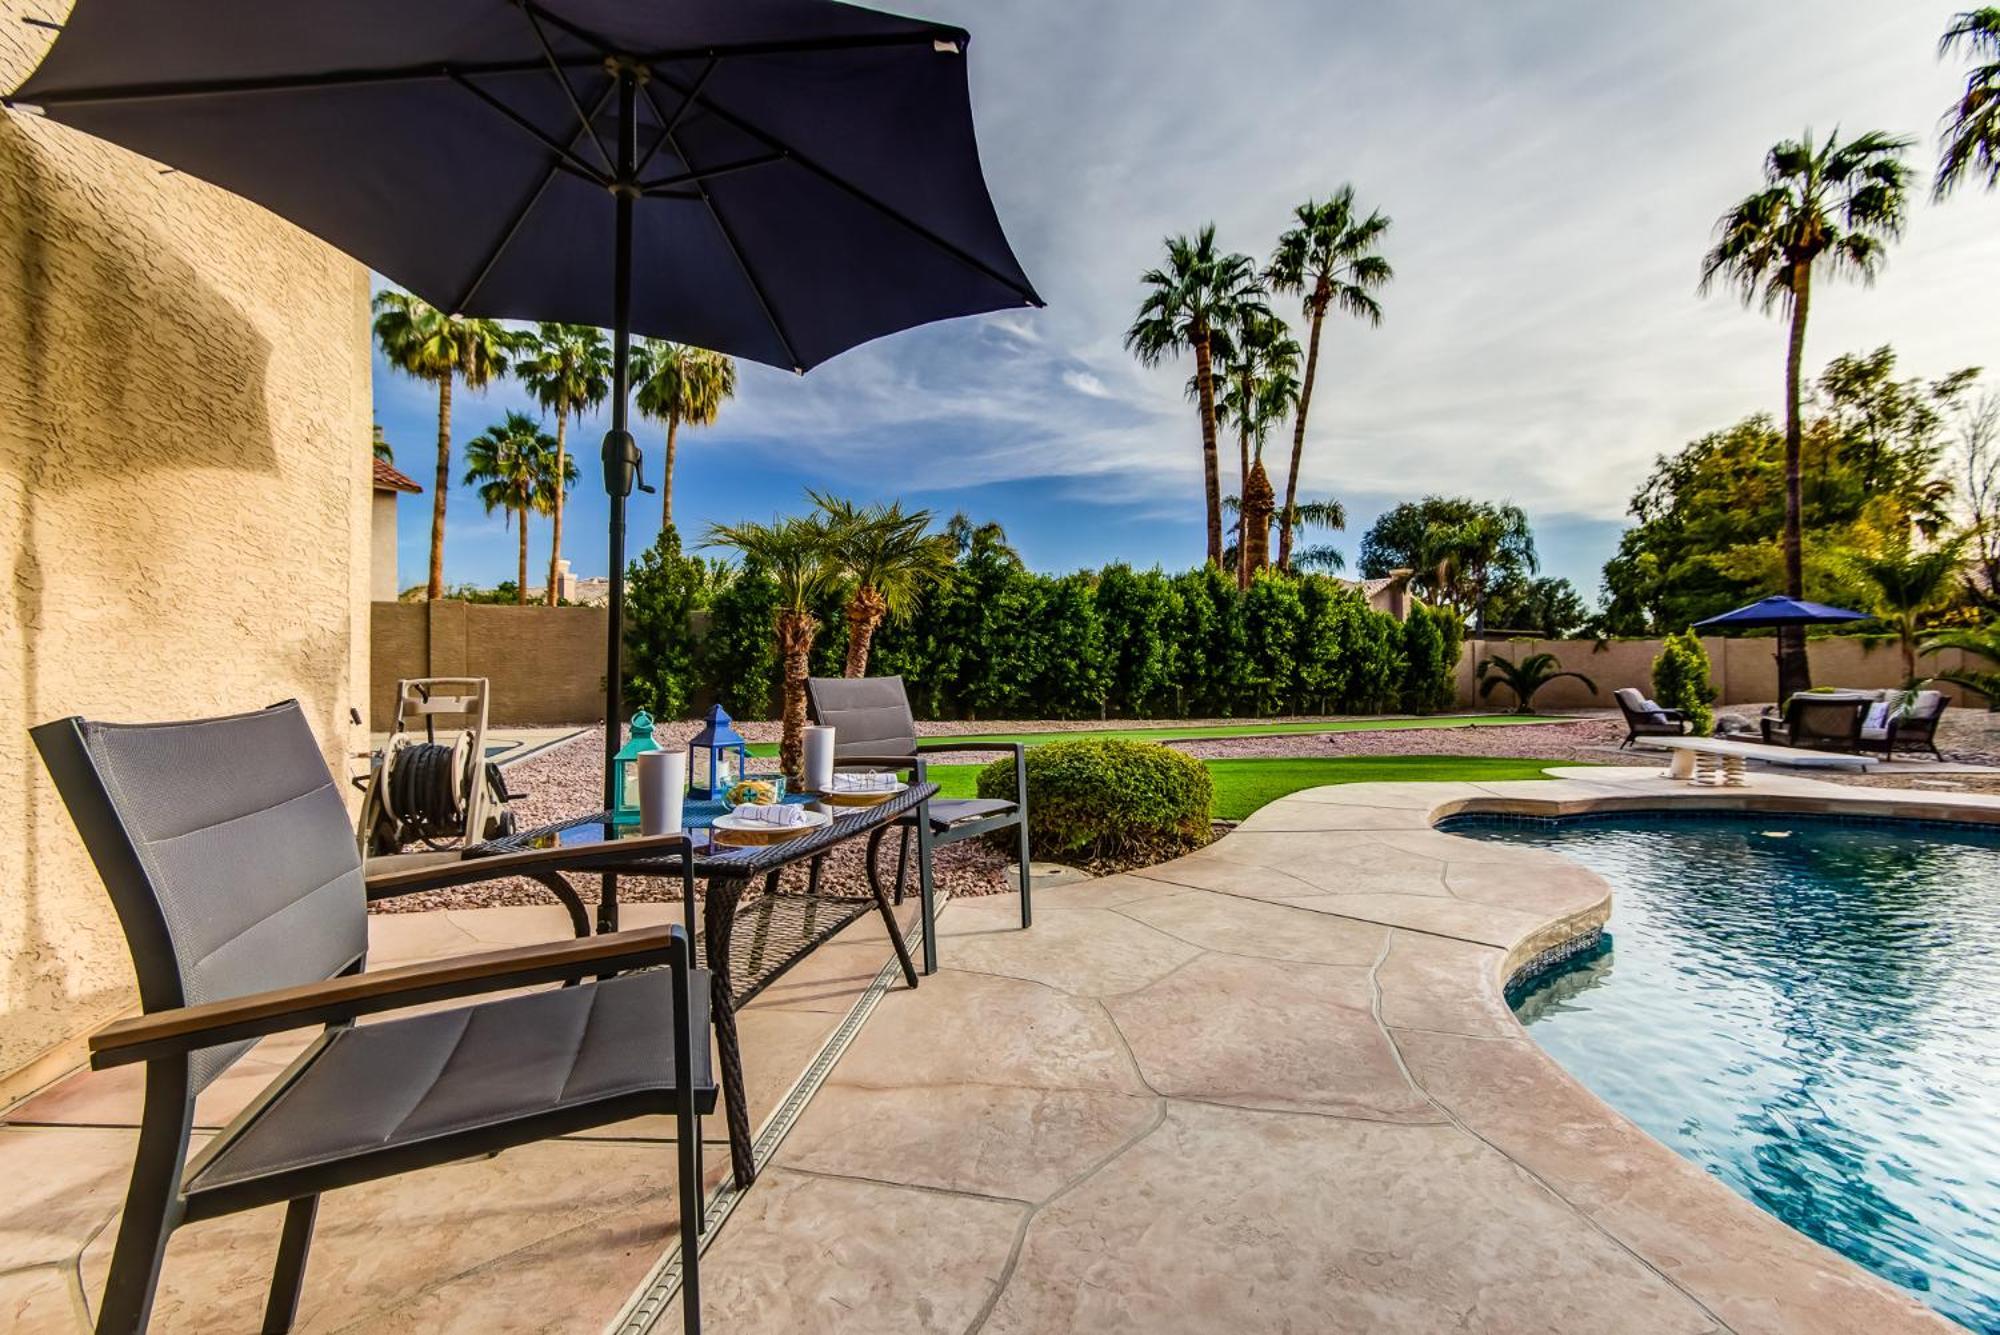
977, 738, 1212, 868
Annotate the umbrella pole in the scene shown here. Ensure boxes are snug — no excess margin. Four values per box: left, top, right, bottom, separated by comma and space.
602, 66, 639, 812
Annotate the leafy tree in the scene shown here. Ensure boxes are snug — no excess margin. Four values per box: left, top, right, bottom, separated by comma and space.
514, 324, 610, 607
1699, 128, 1914, 700
1266, 187, 1392, 571
1170, 563, 1249, 714
1359, 496, 1537, 623
809, 492, 953, 677
623, 525, 726, 719
1126, 226, 1267, 564
371, 291, 512, 599
1485, 575, 1589, 638
633, 340, 738, 534
1476, 652, 1596, 714
1094, 564, 1182, 715
1651, 630, 1718, 735
1937, 9, 2000, 199
1841, 537, 1967, 679
1401, 603, 1463, 713
462, 412, 559, 605
1034, 573, 1112, 717
1940, 372, 2000, 612
702, 515, 841, 776
703, 559, 782, 719
1920, 622, 2000, 708
1241, 571, 1307, 713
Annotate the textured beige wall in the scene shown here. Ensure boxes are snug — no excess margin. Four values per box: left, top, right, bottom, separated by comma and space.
371, 601, 612, 727
0, 9, 374, 1094
1457, 636, 1981, 710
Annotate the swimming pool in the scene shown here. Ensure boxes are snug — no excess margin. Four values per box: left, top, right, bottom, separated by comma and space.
1444, 812, 2000, 1334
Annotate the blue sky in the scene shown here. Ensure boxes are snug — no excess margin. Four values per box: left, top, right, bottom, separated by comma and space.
375, 0, 2000, 601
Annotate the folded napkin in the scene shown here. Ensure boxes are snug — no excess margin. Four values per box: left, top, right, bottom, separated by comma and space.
833, 771, 898, 792
733, 802, 808, 827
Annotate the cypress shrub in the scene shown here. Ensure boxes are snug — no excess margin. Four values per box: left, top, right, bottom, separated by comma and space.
1651, 629, 1717, 735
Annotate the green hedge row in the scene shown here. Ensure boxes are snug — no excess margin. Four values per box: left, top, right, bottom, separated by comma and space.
622, 530, 1463, 721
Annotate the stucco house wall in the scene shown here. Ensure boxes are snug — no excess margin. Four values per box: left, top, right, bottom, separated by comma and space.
0, 9, 374, 1099
372, 490, 403, 602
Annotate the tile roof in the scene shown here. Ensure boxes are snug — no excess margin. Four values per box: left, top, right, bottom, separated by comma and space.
373, 457, 422, 494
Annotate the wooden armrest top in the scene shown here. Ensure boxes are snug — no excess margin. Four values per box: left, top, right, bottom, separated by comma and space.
366, 831, 691, 896
89, 925, 685, 1068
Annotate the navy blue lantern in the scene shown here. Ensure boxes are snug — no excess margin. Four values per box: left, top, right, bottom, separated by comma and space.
687, 705, 749, 800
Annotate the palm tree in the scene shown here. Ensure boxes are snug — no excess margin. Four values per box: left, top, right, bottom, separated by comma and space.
811, 492, 955, 677
1920, 622, 2000, 709
371, 424, 394, 463
371, 291, 512, 599
462, 412, 558, 605
1266, 188, 1392, 572
704, 514, 843, 777
1287, 498, 1348, 572
1700, 128, 1913, 701
1126, 226, 1266, 565
1476, 652, 1598, 714
1210, 311, 1301, 585
514, 323, 611, 606
634, 339, 738, 535
1843, 537, 1966, 678
1938, 9, 2000, 198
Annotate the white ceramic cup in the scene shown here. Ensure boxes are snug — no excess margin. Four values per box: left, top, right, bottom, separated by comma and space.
638, 750, 687, 836
803, 725, 836, 793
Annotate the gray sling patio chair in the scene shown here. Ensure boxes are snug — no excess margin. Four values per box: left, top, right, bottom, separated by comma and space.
806, 676, 1031, 970
32, 702, 713, 1335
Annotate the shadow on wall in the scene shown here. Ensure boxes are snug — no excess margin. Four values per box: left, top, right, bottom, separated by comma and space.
0, 113, 278, 1073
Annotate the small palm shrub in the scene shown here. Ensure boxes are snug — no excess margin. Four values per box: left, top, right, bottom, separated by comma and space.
1475, 651, 1596, 714
978, 739, 1212, 869
1651, 629, 1717, 735
1921, 623, 2000, 710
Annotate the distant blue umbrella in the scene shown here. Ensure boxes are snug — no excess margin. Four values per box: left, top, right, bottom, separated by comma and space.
1693, 595, 1871, 630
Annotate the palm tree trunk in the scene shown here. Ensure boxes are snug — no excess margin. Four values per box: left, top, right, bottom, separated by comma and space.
427, 375, 452, 600
776, 612, 817, 777
1279, 288, 1328, 572
1236, 367, 1254, 590
661, 415, 680, 536
844, 586, 886, 677
545, 409, 567, 607
515, 508, 529, 605
1777, 264, 1813, 701
1194, 334, 1223, 565
1243, 458, 1275, 578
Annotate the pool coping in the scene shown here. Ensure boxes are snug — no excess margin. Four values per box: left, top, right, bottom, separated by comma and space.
1224, 764, 1991, 1334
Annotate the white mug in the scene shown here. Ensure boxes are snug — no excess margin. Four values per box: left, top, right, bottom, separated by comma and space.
803, 725, 836, 793
638, 750, 687, 836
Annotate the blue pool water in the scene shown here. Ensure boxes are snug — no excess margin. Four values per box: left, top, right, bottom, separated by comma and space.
1446, 814, 2000, 1333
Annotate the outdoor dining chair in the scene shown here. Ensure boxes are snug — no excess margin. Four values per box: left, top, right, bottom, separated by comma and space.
32, 702, 713, 1335
806, 676, 1033, 949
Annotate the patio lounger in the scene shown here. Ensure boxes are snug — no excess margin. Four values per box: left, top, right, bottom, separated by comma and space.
1856, 689, 1948, 760
33, 703, 713, 1335
1613, 687, 1690, 747
1760, 695, 1869, 753
807, 675, 1032, 970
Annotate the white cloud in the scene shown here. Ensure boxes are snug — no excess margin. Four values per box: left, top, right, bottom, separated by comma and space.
1063, 369, 1113, 399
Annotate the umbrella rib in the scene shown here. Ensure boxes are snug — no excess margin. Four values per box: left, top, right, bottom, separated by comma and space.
454, 76, 619, 313
634, 56, 716, 179
639, 152, 783, 194
448, 69, 611, 186
11, 58, 567, 107
520, 4, 612, 174
647, 68, 1041, 307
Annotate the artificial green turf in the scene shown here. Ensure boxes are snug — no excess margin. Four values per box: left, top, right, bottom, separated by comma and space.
743, 713, 1552, 757
921, 753, 1571, 821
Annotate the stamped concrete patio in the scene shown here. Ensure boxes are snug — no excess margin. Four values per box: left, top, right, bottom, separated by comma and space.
4, 764, 1990, 1332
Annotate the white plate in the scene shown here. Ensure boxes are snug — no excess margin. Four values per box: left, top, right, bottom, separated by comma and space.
711, 807, 832, 837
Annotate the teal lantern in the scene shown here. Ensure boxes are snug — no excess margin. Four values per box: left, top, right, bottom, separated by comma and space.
687, 705, 748, 800
610, 710, 659, 826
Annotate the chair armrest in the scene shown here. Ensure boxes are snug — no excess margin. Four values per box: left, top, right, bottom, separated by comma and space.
88, 925, 689, 1070
366, 832, 692, 900
917, 740, 1026, 756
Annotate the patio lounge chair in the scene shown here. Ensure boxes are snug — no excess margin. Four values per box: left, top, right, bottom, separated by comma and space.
1613, 687, 1690, 747
1760, 695, 1869, 753
32, 703, 713, 1335
806, 676, 1032, 953
1860, 688, 1949, 760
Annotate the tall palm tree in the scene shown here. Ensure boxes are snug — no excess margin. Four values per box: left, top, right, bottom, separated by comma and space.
371, 291, 512, 599
634, 339, 738, 535
704, 514, 842, 777
1209, 310, 1301, 585
1126, 226, 1266, 565
1266, 188, 1392, 572
462, 412, 558, 605
1938, 9, 2000, 198
810, 492, 955, 676
1699, 128, 1913, 700
1843, 537, 1967, 678
514, 323, 611, 607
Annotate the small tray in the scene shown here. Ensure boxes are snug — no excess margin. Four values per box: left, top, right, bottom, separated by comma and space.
710, 806, 832, 846
816, 778, 909, 808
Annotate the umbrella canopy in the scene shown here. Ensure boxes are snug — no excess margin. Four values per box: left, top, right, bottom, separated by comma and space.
8, 0, 1039, 805
1692, 595, 1872, 630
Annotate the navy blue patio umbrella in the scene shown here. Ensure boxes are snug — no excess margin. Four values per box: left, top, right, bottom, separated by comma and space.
1692, 595, 1872, 630
6, 0, 1040, 803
